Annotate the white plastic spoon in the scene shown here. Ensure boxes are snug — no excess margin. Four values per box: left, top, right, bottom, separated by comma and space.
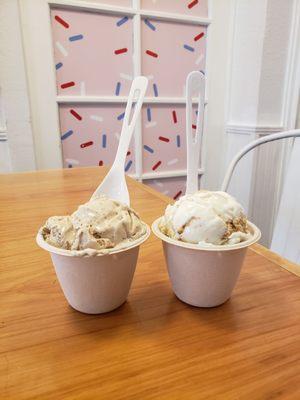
91, 76, 148, 205
185, 71, 205, 195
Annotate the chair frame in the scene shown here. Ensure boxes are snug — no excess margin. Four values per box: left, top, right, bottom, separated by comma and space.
221, 130, 300, 192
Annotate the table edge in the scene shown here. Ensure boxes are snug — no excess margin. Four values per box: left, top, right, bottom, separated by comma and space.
251, 243, 300, 277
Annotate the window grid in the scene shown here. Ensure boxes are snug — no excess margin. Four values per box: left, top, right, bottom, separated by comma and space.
48, 0, 211, 183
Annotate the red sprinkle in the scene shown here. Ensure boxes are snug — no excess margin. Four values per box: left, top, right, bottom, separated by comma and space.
70, 109, 82, 121
99, 160, 103, 166
127, 151, 131, 156
80, 141, 93, 148
152, 161, 162, 171
194, 32, 205, 41
188, 0, 198, 9
146, 50, 158, 58
114, 48, 128, 55
173, 190, 182, 200
54, 15, 69, 29
192, 124, 197, 129
61, 81, 75, 89
172, 110, 177, 124
159, 136, 170, 143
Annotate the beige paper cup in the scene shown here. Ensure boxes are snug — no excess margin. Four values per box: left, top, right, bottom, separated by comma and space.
36, 226, 150, 314
152, 218, 261, 307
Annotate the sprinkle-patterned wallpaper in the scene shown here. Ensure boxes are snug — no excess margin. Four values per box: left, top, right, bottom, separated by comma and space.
52, 10, 134, 96
50, 1, 207, 199
59, 104, 135, 172
142, 19, 206, 97
141, 0, 208, 16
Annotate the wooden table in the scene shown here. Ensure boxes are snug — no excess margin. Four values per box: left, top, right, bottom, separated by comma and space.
1, 167, 300, 400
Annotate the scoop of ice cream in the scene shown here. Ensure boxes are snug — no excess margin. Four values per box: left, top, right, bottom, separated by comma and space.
41, 195, 147, 251
159, 190, 250, 245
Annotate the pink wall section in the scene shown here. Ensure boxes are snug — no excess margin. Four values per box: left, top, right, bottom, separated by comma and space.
59, 104, 135, 172
51, 9, 133, 96
142, 105, 187, 173
84, 0, 131, 5
147, 176, 187, 200
50, 2, 208, 199
141, 0, 208, 17
142, 104, 199, 173
142, 19, 206, 97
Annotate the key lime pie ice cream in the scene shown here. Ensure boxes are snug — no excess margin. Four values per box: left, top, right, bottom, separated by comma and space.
153, 190, 260, 308
159, 190, 250, 246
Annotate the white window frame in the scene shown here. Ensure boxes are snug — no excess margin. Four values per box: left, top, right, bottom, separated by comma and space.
19, 0, 211, 182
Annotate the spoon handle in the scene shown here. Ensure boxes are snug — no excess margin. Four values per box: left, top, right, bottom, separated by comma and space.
185, 71, 205, 195
113, 76, 148, 170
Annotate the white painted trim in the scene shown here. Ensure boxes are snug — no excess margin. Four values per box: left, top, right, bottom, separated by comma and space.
142, 168, 204, 180
0, 88, 7, 133
280, 0, 300, 130
139, 10, 211, 26
57, 96, 208, 104
132, 0, 142, 180
226, 124, 284, 136
48, 0, 136, 15
19, 0, 62, 169
49, 0, 211, 26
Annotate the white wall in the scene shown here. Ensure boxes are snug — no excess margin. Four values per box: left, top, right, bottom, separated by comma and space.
0, 0, 36, 173
224, 0, 268, 212
223, 0, 298, 247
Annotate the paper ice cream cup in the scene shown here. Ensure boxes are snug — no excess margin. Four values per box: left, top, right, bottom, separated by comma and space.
36, 226, 150, 314
152, 218, 261, 308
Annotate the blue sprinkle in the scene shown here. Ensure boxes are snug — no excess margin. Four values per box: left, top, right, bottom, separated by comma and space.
125, 160, 132, 172
102, 134, 107, 148
183, 44, 195, 52
147, 107, 151, 122
195, 110, 198, 115
68, 164, 73, 168
61, 130, 73, 140
56, 62, 63, 70
69, 34, 84, 42
176, 135, 181, 147
117, 112, 125, 120
144, 19, 156, 31
117, 16, 129, 27
153, 83, 158, 97
143, 145, 154, 154
115, 82, 121, 96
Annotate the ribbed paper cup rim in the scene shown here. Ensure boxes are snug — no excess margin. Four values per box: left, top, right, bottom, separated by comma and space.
152, 217, 261, 252
36, 223, 151, 257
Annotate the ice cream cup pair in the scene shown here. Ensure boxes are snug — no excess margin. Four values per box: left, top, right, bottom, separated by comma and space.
37, 215, 260, 313
36, 227, 150, 314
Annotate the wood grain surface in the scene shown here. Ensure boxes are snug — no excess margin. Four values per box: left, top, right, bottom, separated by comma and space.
1, 167, 300, 400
